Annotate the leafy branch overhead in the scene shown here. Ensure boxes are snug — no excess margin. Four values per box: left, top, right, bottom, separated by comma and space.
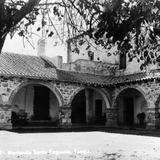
0, 0, 41, 50
65, 0, 160, 69
1, 0, 160, 69
92, 0, 160, 69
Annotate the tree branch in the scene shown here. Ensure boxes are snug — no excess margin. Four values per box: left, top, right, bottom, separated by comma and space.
0, 0, 6, 21
12, 0, 41, 26
38, 2, 69, 7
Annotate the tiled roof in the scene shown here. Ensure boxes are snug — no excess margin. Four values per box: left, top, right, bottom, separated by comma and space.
112, 69, 160, 85
0, 52, 57, 80
57, 70, 112, 85
0, 52, 159, 86
57, 69, 160, 86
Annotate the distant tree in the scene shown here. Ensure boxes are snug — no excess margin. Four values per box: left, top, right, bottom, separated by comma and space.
1, 0, 160, 69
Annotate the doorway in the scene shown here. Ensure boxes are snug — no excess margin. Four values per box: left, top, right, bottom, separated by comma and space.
71, 90, 86, 124
33, 86, 50, 120
124, 97, 134, 126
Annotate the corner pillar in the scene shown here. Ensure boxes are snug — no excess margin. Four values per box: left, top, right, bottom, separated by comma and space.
59, 105, 72, 128
105, 108, 118, 127
0, 105, 12, 130
146, 108, 156, 129
146, 100, 159, 129
146, 107, 160, 129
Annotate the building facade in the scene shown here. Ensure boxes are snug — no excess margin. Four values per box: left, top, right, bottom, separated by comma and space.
0, 44, 160, 130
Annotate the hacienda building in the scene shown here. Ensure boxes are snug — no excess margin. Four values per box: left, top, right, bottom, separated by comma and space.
0, 38, 160, 130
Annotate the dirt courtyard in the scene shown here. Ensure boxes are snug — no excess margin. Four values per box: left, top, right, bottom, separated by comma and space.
0, 129, 160, 160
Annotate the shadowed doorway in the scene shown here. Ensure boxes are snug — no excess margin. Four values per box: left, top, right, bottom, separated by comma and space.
71, 90, 86, 124
124, 97, 134, 126
116, 88, 147, 127
71, 88, 108, 125
33, 86, 50, 120
12, 84, 60, 127
95, 99, 106, 124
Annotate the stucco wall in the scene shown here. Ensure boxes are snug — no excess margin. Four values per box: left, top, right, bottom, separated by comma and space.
134, 96, 147, 123
68, 38, 119, 64
68, 37, 160, 75
49, 92, 59, 121
120, 56, 159, 75
12, 86, 34, 118
92, 90, 106, 116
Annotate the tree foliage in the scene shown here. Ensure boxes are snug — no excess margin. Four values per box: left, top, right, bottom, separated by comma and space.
0, 0, 41, 51
1, 0, 160, 69
92, 0, 160, 69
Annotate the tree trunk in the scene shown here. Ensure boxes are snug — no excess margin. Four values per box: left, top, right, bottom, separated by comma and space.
0, 36, 6, 53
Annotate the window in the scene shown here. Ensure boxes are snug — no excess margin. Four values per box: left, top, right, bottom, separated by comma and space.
88, 51, 94, 61
119, 53, 126, 69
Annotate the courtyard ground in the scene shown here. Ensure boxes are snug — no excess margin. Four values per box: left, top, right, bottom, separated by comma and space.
0, 128, 160, 160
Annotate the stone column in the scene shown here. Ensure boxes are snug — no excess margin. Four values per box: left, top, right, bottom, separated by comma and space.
85, 89, 94, 124
145, 98, 160, 129
59, 105, 72, 128
105, 108, 118, 127
146, 107, 159, 129
0, 104, 12, 130
155, 107, 160, 129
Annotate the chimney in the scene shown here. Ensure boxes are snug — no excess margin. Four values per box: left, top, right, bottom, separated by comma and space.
37, 38, 46, 56
51, 56, 63, 69
67, 40, 71, 63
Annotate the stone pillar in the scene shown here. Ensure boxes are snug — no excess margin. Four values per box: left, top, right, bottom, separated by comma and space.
0, 104, 12, 130
145, 97, 160, 129
59, 105, 72, 128
146, 107, 158, 129
155, 107, 160, 129
105, 108, 118, 127
85, 89, 94, 124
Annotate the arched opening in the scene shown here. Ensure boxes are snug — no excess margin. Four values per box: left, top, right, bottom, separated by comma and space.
11, 84, 60, 126
71, 88, 109, 125
115, 88, 147, 127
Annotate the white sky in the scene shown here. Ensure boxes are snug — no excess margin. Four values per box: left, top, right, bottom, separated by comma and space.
2, 4, 68, 63
2, 34, 67, 62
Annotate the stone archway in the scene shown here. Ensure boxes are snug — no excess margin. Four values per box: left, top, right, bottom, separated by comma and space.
70, 87, 111, 125
114, 87, 148, 127
9, 81, 64, 126
9, 81, 63, 106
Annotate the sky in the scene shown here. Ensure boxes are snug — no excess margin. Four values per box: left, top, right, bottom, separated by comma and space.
2, 1, 68, 63
2, 34, 67, 62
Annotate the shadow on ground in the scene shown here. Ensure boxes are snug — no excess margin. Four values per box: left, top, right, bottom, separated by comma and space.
5, 126, 160, 137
